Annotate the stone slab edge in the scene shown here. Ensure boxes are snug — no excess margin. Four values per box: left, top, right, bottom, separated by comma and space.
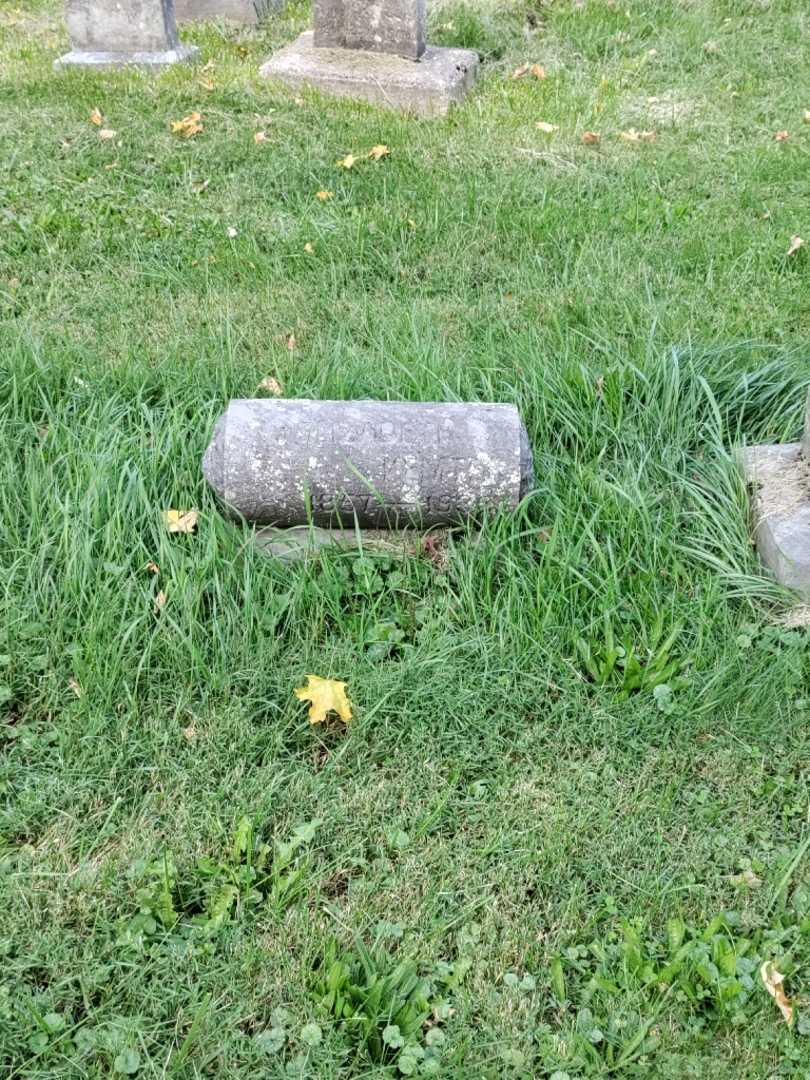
259, 31, 478, 116
55, 45, 199, 69
740, 442, 810, 599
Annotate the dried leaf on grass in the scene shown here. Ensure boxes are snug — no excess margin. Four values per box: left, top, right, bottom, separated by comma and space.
99, 129, 116, 141
89, 107, 102, 126
254, 131, 268, 144
774, 130, 790, 141
171, 112, 203, 138
787, 235, 804, 257
154, 590, 167, 614
536, 121, 558, 133
259, 376, 283, 396
337, 154, 357, 169
294, 675, 353, 725
164, 509, 198, 534
620, 128, 657, 142
368, 144, 390, 161
581, 131, 601, 145
760, 961, 794, 1025
316, 190, 333, 201
68, 677, 82, 698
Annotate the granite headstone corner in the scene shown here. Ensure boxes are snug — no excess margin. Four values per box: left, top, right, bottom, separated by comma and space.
740, 386, 810, 599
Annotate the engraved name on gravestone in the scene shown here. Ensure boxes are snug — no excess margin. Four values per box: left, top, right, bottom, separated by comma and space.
57, 0, 198, 68
203, 400, 533, 529
313, 0, 426, 60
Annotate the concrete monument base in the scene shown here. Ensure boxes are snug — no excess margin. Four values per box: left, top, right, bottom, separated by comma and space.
259, 31, 478, 116
55, 45, 199, 70
740, 442, 810, 599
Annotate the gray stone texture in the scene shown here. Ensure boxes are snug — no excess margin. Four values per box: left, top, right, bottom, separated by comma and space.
259, 32, 478, 116
803, 387, 810, 462
741, 442, 810, 599
203, 399, 534, 529
175, 0, 279, 24
57, 0, 199, 68
314, 0, 426, 61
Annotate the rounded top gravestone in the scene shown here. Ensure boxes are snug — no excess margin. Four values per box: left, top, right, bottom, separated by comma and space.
203, 399, 534, 529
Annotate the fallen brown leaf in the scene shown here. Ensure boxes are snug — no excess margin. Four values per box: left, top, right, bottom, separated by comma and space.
68, 677, 83, 698
254, 130, 268, 144
530, 63, 546, 79
337, 153, 357, 169
774, 130, 790, 141
511, 63, 530, 79
164, 509, 199, 534
303, 242, 314, 254
368, 144, 390, 161
581, 131, 601, 145
171, 112, 203, 138
787, 235, 804, 257
182, 724, 197, 741
316, 189, 334, 201
760, 961, 793, 1025
286, 332, 297, 351
145, 560, 160, 574
89, 107, 102, 126
259, 376, 283, 396
154, 589, 167, 614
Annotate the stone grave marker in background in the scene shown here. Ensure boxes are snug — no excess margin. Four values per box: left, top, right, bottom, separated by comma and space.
260, 0, 478, 116
203, 399, 533, 557
174, 0, 280, 25
741, 387, 810, 598
56, 0, 199, 69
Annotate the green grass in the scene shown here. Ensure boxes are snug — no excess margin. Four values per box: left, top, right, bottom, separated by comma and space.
2, 0, 810, 1076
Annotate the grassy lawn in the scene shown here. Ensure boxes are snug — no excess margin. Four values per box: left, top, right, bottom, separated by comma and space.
2, 0, 810, 1075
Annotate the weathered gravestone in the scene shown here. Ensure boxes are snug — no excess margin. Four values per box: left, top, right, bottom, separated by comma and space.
174, 0, 279, 24
203, 400, 533, 554
260, 0, 478, 116
740, 387, 810, 598
56, 0, 199, 70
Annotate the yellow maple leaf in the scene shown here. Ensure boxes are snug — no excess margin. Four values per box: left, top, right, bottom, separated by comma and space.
171, 112, 203, 138
294, 675, 353, 725
164, 509, 199, 534
337, 154, 357, 169
760, 962, 794, 1025
89, 107, 103, 126
368, 144, 390, 161
316, 189, 334, 201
